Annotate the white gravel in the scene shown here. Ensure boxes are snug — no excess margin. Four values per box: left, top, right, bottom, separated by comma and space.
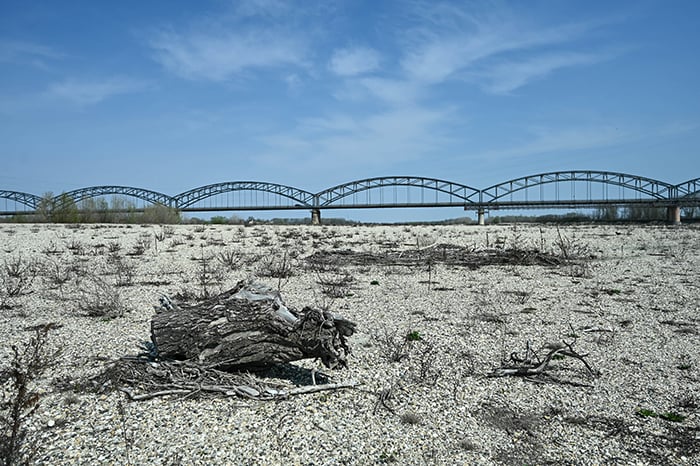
1, 223, 699, 465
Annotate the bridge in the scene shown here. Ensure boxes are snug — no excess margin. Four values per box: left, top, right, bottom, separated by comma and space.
1, 171, 698, 224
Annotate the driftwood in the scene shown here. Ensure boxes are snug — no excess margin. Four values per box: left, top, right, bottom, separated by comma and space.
488, 340, 598, 380
92, 357, 360, 401
113, 359, 360, 401
150, 280, 356, 370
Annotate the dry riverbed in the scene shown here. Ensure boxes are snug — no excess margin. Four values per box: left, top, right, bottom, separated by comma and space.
1, 223, 699, 465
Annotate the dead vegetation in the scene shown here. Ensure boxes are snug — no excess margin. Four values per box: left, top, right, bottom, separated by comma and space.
1, 324, 60, 466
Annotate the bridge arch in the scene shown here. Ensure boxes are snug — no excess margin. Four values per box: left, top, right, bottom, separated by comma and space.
0, 191, 43, 210
676, 178, 700, 198
57, 186, 175, 207
315, 176, 481, 207
175, 182, 315, 209
480, 171, 675, 204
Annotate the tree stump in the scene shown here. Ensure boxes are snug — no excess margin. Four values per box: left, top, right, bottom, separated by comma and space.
150, 280, 356, 370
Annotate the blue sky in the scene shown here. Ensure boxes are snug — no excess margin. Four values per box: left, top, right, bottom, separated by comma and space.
1, 0, 698, 221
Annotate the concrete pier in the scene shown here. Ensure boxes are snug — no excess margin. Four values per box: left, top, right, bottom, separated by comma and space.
477, 208, 486, 226
311, 208, 321, 225
666, 205, 681, 224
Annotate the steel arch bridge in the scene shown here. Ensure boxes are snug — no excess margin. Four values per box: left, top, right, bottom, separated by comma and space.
2, 170, 699, 220
58, 186, 175, 208
478, 171, 677, 208
174, 182, 315, 210
677, 178, 700, 199
315, 176, 480, 208
0, 190, 43, 210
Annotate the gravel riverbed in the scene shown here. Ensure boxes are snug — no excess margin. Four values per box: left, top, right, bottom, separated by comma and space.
1, 223, 699, 465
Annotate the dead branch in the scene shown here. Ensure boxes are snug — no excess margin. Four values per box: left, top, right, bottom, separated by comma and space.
96, 358, 359, 401
488, 340, 599, 379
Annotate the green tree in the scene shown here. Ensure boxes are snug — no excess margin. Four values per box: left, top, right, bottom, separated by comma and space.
52, 193, 79, 223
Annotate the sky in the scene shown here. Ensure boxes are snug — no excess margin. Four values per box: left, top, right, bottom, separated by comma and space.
1, 0, 699, 222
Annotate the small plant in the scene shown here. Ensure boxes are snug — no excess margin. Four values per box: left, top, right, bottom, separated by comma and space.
1, 256, 38, 308
676, 354, 692, 371
191, 247, 226, 299
376, 328, 411, 362
110, 256, 136, 287
370, 280, 380, 286
458, 438, 477, 451
405, 331, 422, 341
153, 229, 167, 243
77, 276, 124, 318
1, 324, 60, 466
216, 248, 243, 271
376, 328, 425, 363
400, 411, 422, 425
116, 396, 135, 465
41, 241, 63, 255
128, 235, 151, 256
107, 241, 121, 254
635, 408, 686, 422
660, 412, 686, 423
554, 227, 591, 261
257, 248, 296, 290
411, 339, 440, 385
40, 260, 73, 297
65, 238, 85, 255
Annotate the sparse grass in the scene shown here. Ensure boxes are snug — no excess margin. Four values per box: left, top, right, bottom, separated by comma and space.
216, 248, 244, 271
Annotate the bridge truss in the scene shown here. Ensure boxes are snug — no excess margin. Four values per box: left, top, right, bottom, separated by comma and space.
2, 171, 699, 218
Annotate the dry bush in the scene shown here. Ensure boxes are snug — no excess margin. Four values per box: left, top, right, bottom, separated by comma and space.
553, 227, 591, 261
316, 271, 355, 298
40, 259, 73, 298
108, 255, 136, 287
1, 324, 60, 465
216, 248, 244, 271
76, 276, 124, 318
0, 256, 38, 309
375, 328, 428, 365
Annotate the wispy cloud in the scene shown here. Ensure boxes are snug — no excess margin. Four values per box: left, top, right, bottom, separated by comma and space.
398, 3, 615, 89
329, 46, 381, 76
0, 40, 63, 67
47, 77, 150, 105
149, 28, 307, 81
480, 51, 615, 94
233, 0, 295, 18
477, 124, 634, 160
257, 105, 456, 180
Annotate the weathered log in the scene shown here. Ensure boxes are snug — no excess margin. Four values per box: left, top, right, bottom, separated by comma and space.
150, 280, 356, 370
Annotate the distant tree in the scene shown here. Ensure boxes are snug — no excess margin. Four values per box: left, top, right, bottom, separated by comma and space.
623, 205, 665, 221
35, 192, 55, 222
210, 216, 229, 224
51, 193, 79, 223
110, 196, 139, 223
682, 206, 699, 220
79, 198, 111, 223
594, 205, 619, 222
141, 204, 181, 224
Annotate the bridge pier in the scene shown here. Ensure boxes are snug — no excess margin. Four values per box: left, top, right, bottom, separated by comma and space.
477, 208, 486, 226
666, 205, 681, 224
311, 208, 321, 225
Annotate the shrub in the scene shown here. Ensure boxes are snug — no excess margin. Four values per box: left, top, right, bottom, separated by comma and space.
77, 277, 124, 318
1, 324, 60, 465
